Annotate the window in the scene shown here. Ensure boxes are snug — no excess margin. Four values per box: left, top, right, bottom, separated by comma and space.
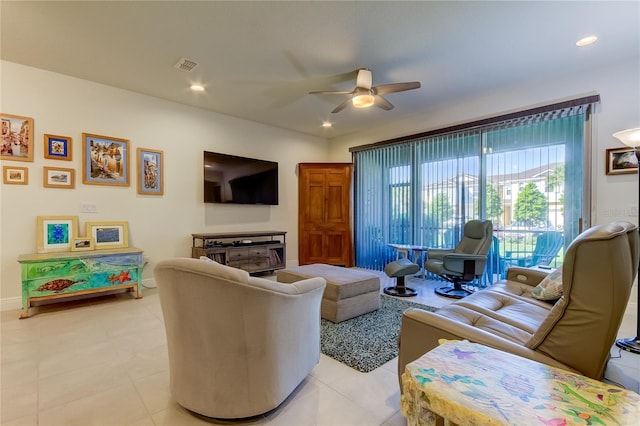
352, 96, 597, 277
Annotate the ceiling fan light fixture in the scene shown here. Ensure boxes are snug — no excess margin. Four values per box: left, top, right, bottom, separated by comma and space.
310, 68, 420, 113
576, 35, 598, 47
352, 94, 375, 108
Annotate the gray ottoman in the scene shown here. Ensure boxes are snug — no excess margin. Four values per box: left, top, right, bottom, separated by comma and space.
277, 264, 380, 323
383, 258, 420, 297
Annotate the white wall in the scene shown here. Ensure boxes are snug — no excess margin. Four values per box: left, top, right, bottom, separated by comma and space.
329, 57, 640, 228
0, 61, 329, 308
3, 57, 639, 309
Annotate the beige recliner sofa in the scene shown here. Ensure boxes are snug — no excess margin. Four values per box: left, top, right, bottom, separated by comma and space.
398, 221, 639, 385
154, 257, 326, 419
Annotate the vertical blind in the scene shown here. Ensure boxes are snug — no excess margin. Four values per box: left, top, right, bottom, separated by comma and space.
353, 99, 593, 283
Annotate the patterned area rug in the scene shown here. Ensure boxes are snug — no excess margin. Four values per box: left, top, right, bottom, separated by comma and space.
320, 294, 437, 373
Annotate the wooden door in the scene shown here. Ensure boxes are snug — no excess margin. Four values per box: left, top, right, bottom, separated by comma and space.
298, 163, 353, 267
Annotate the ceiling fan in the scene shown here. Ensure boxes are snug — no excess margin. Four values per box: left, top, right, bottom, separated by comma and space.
309, 68, 421, 113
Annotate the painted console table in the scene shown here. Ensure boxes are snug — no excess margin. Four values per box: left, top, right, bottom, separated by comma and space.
401, 340, 640, 425
17, 247, 144, 318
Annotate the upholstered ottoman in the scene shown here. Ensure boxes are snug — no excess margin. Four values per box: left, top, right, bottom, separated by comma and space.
277, 264, 380, 323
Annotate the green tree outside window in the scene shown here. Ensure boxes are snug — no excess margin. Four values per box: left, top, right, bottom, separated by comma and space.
428, 193, 453, 224
514, 182, 548, 226
475, 183, 503, 225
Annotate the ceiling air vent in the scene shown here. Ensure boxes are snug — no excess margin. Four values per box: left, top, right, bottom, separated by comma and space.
174, 58, 200, 73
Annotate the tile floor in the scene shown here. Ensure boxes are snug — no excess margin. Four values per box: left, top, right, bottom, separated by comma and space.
1, 271, 638, 425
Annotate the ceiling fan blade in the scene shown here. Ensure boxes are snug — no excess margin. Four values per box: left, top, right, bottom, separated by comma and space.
373, 81, 421, 95
309, 90, 353, 95
331, 98, 353, 113
374, 95, 394, 111
356, 68, 373, 89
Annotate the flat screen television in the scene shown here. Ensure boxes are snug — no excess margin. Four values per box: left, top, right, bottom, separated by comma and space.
204, 151, 279, 205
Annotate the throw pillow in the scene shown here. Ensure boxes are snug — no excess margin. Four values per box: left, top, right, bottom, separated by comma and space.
531, 268, 563, 301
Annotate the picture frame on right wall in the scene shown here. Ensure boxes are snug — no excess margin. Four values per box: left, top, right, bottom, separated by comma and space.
137, 148, 164, 195
606, 147, 638, 175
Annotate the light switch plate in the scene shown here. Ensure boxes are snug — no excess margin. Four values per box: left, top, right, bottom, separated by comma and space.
81, 202, 97, 213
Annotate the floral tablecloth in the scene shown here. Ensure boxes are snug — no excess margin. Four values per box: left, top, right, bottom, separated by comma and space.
401, 341, 640, 426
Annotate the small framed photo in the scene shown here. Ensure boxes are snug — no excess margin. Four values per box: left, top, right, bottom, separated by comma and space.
3, 165, 28, 185
606, 147, 638, 175
37, 216, 79, 253
71, 237, 94, 252
137, 148, 164, 195
43, 167, 75, 189
82, 133, 130, 186
44, 134, 72, 161
86, 221, 129, 250
1, 113, 34, 162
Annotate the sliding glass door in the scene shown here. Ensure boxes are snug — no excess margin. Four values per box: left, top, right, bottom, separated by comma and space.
353, 111, 586, 281
415, 132, 481, 249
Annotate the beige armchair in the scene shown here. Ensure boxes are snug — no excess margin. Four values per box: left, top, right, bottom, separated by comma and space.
154, 257, 326, 419
399, 221, 639, 385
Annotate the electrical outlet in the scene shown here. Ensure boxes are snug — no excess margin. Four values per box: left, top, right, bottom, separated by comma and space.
81, 202, 97, 213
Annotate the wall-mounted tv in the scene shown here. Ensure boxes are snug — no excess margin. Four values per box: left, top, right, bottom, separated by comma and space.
204, 151, 279, 205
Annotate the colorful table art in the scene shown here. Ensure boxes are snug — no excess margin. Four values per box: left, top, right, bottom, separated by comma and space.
401, 340, 640, 426
17, 247, 144, 318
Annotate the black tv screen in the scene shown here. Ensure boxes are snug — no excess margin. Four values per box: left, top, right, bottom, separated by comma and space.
204, 151, 279, 205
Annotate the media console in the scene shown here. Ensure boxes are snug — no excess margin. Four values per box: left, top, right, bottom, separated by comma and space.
191, 231, 286, 274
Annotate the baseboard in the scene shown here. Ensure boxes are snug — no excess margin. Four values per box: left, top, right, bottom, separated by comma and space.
1, 296, 22, 312
142, 278, 156, 289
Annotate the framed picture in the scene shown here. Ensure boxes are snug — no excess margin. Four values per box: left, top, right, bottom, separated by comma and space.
36, 216, 79, 253
71, 237, 94, 252
606, 147, 638, 175
3, 165, 28, 185
44, 134, 72, 160
137, 148, 164, 195
86, 221, 129, 249
43, 166, 75, 189
1, 113, 34, 162
82, 133, 130, 186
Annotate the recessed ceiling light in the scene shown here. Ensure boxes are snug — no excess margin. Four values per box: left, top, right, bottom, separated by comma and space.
576, 35, 598, 47
322, 121, 332, 128
190, 84, 205, 92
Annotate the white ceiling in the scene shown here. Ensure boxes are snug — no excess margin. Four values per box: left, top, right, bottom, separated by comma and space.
2, 1, 639, 139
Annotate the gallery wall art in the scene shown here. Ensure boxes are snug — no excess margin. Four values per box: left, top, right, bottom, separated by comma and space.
1, 113, 34, 162
82, 133, 130, 186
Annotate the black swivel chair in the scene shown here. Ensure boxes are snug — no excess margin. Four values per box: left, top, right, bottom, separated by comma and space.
426, 220, 493, 299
